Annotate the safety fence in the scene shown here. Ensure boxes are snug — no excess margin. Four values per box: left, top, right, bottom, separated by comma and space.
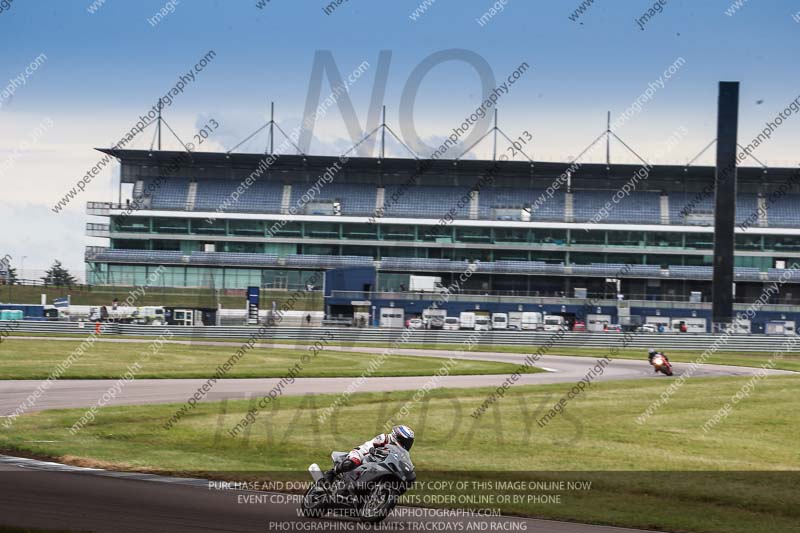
7, 322, 800, 352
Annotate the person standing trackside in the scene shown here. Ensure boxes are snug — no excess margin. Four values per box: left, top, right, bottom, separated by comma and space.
306, 313, 311, 326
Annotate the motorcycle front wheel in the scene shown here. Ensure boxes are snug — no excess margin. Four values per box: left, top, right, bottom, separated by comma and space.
359, 481, 398, 523
300, 481, 329, 518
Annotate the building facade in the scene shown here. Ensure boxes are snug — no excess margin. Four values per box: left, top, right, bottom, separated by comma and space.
85, 149, 800, 327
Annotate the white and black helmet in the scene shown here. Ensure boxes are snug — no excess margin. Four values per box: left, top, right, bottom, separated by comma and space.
391, 425, 415, 451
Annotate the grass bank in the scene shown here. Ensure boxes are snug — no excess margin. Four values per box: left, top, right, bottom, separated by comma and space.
0, 338, 542, 380
8, 331, 800, 372
1, 376, 798, 532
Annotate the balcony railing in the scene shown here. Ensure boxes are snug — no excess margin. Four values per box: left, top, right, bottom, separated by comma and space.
86, 223, 110, 237
86, 201, 113, 215
85, 246, 109, 261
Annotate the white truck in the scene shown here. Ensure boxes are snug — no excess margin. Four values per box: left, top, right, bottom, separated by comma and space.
474, 314, 492, 331
133, 306, 166, 325
586, 314, 612, 333
491, 313, 508, 329
459, 311, 476, 330
87, 306, 165, 324
521, 311, 543, 330
508, 311, 523, 330
409, 275, 444, 293
543, 314, 567, 332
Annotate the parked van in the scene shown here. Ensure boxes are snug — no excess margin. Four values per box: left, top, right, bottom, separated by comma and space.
543, 314, 567, 332
459, 312, 476, 330
474, 315, 492, 331
521, 312, 543, 330
428, 316, 445, 330
443, 316, 460, 330
407, 318, 424, 330
491, 313, 508, 330
422, 308, 447, 329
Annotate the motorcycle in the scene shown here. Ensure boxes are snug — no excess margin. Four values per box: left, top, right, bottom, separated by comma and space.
301, 444, 416, 523
651, 353, 673, 376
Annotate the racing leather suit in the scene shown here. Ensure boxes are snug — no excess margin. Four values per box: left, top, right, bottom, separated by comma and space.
323, 433, 399, 482
649, 351, 670, 370
345, 433, 398, 467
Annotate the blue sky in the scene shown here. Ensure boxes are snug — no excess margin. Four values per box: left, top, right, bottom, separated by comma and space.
1, 0, 799, 277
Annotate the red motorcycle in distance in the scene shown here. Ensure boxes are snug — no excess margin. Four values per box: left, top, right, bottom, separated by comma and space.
650, 352, 674, 376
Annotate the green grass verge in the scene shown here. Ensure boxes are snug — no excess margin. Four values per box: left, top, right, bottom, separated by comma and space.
1, 376, 798, 532
8, 331, 800, 372
448, 344, 800, 372
0, 338, 542, 380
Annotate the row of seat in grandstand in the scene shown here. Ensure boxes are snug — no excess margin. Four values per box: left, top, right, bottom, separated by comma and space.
86, 248, 779, 281
135, 178, 800, 227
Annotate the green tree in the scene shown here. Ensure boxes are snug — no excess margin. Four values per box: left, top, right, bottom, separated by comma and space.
42, 260, 77, 287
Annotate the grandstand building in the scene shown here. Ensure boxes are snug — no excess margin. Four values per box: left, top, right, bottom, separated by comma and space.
85, 149, 800, 331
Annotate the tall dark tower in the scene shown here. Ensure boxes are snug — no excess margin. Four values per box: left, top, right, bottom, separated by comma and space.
712, 81, 740, 330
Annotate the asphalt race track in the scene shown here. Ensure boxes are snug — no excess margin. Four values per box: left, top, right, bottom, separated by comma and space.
0, 456, 656, 533
1, 337, 792, 414
1, 337, 793, 532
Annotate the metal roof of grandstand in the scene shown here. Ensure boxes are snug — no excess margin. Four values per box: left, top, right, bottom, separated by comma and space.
96, 148, 799, 184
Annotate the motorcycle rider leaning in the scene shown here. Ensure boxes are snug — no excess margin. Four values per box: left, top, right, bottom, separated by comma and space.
648, 348, 671, 370
323, 425, 415, 484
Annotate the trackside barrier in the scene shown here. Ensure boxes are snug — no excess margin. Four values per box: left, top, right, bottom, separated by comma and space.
7, 322, 800, 352
8, 322, 121, 335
